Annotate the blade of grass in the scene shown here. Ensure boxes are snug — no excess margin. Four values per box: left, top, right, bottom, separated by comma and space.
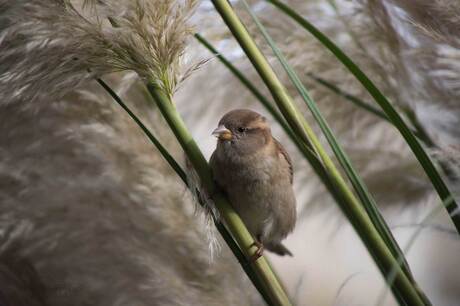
267, 0, 460, 234
306, 73, 389, 122
307, 74, 457, 182
240, 0, 434, 159
96, 77, 273, 305
96, 78, 187, 184
147, 82, 292, 306
307, 74, 435, 150
211, 1, 425, 305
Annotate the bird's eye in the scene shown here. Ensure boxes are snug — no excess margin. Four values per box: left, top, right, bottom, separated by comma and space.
237, 127, 246, 133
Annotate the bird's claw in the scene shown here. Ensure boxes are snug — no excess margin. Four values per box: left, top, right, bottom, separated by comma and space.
249, 240, 264, 262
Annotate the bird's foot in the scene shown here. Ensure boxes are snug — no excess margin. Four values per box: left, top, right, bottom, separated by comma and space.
249, 240, 264, 262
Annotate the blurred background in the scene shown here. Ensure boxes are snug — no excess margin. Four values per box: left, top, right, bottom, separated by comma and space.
1, 0, 459, 305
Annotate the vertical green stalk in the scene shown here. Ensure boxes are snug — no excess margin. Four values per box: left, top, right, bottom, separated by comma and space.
147, 83, 292, 306
210, 1, 425, 305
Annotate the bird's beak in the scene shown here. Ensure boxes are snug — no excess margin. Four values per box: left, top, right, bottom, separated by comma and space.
212, 125, 233, 141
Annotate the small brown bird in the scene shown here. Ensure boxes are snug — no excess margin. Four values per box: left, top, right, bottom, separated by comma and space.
210, 109, 296, 259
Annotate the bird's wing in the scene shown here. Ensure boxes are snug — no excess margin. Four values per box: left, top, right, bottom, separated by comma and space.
274, 139, 293, 184
209, 150, 226, 192
209, 150, 216, 169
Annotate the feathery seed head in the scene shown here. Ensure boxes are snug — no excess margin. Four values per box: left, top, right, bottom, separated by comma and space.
0, 0, 198, 104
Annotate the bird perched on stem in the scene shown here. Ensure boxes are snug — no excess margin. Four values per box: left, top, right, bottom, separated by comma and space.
210, 109, 296, 260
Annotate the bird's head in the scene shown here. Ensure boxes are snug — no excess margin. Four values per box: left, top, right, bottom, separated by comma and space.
212, 109, 272, 155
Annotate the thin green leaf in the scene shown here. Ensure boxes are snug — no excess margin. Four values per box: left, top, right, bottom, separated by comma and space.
307, 74, 436, 145
306, 73, 389, 122
267, 0, 460, 234
96, 78, 188, 185
308, 74, 457, 182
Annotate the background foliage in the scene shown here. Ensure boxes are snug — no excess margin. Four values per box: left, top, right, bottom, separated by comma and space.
0, 0, 459, 305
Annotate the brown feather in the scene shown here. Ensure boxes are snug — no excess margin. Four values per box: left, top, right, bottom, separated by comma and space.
274, 139, 293, 184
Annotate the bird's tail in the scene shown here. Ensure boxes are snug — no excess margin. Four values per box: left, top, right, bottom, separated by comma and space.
266, 243, 293, 256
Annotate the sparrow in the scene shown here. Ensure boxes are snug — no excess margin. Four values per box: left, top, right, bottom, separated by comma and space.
210, 109, 296, 259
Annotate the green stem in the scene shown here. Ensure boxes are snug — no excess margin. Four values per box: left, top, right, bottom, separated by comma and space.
210, 1, 425, 305
147, 83, 292, 306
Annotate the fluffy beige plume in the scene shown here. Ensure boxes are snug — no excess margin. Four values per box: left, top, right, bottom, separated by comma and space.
363, 0, 460, 184
0, 0, 197, 105
89, 0, 199, 95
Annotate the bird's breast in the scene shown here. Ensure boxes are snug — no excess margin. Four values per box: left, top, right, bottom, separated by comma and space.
221, 153, 275, 185
212, 144, 296, 242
